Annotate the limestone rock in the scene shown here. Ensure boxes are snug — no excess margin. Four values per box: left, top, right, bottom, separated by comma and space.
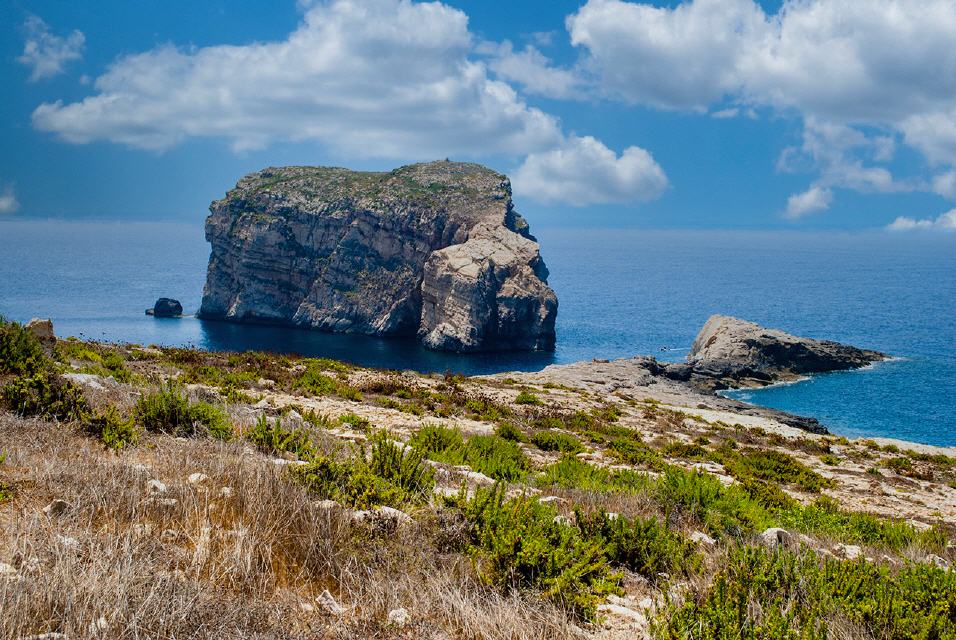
833, 543, 863, 560
42, 499, 71, 517
689, 531, 716, 547
26, 318, 55, 348
146, 298, 183, 317
198, 161, 557, 352
758, 527, 792, 548
315, 589, 345, 615
387, 608, 411, 627
689, 315, 885, 390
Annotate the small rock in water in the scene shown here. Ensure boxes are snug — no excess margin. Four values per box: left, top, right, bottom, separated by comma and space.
146, 298, 183, 317
42, 499, 71, 517
387, 607, 411, 627
315, 589, 345, 615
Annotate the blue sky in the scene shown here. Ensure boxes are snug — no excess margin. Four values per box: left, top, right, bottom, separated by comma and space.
2, 0, 956, 231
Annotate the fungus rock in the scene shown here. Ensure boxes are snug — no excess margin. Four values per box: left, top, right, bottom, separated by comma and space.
198, 161, 556, 352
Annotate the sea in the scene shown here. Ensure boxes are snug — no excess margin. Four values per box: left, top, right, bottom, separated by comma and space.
1, 219, 954, 447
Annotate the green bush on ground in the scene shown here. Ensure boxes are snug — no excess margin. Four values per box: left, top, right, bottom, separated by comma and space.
537, 456, 650, 494
575, 510, 700, 581
84, 406, 139, 450
409, 425, 530, 481
457, 483, 621, 620
292, 430, 435, 509
530, 430, 583, 454
655, 545, 956, 640
135, 383, 232, 439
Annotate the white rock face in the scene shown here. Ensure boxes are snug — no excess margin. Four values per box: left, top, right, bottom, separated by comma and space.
688, 315, 885, 388
198, 161, 556, 353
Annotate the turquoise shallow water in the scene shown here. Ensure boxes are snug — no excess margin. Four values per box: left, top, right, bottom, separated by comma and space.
1, 219, 954, 446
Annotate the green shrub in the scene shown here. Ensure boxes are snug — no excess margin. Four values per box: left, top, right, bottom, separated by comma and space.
531, 430, 583, 454
779, 496, 946, 551
295, 362, 362, 401
410, 426, 529, 481
0, 317, 47, 375
84, 406, 139, 450
293, 431, 434, 509
410, 423, 465, 455
135, 383, 232, 439
717, 447, 833, 492
247, 414, 314, 459
460, 434, 530, 481
459, 484, 621, 619
464, 396, 511, 421
655, 467, 772, 536
661, 440, 708, 459
575, 510, 699, 580
338, 412, 371, 430
607, 438, 662, 468
655, 545, 956, 640
2, 369, 88, 421
887, 456, 914, 474
494, 421, 525, 442
515, 391, 542, 405
537, 456, 650, 494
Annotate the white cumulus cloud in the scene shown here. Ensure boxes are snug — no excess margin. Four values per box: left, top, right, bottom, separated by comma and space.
31, 0, 562, 157
784, 185, 832, 219
484, 41, 580, 99
513, 136, 668, 206
0, 186, 20, 214
887, 210, 956, 231
564, 0, 956, 212
17, 15, 85, 82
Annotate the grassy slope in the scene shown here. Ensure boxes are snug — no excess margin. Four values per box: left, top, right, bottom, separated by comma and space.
1, 320, 955, 639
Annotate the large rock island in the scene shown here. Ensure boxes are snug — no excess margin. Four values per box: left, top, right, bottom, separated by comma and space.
198, 161, 557, 352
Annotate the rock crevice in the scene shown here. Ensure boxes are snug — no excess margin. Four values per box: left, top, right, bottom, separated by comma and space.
198, 161, 557, 352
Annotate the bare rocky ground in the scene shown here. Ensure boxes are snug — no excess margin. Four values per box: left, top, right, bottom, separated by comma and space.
1, 337, 954, 639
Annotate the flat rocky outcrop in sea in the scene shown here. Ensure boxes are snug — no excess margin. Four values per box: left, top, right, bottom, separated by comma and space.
198, 160, 556, 353
687, 315, 885, 391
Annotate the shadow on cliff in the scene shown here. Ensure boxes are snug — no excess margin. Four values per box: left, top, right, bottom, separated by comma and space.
196, 318, 556, 376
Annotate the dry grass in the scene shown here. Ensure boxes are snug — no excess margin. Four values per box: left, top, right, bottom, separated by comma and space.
0, 412, 583, 640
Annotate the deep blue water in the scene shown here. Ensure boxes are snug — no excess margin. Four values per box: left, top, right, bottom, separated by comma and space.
1, 219, 954, 446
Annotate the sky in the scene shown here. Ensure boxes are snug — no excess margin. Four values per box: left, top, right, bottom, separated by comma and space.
2, 0, 956, 231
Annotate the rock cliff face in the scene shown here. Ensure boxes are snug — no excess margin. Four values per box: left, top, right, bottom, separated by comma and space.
198, 161, 557, 352
688, 315, 885, 389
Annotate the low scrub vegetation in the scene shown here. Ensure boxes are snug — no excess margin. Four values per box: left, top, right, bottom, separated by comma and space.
410, 424, 530, 481
134, 383, 232, 439
293, 431, 435, 509
656, 545, 956, 639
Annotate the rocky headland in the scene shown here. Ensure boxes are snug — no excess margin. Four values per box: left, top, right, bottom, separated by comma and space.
198, 160, 557, 353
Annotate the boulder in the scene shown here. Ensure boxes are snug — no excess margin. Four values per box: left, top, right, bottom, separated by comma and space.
758, 527, 793, 548
26, 318, 55, 348
198, 161, 557, 352
688, 315, 885, 390
147, 298, 183, 317
387, 608, 411, 627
